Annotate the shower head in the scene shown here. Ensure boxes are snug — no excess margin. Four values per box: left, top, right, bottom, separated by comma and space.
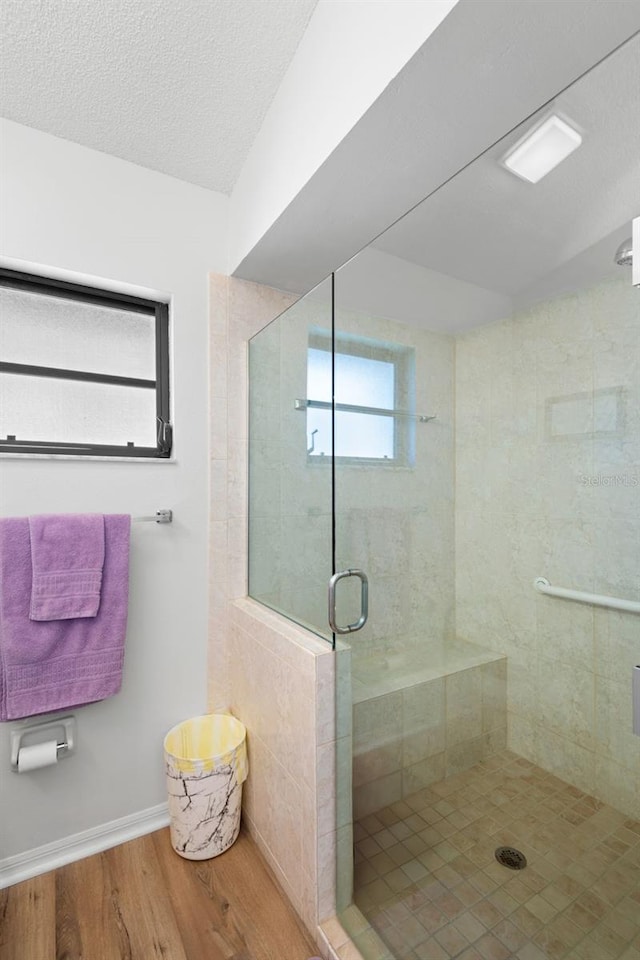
614, 238, 633, 267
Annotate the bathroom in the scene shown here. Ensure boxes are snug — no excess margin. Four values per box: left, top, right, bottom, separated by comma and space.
1, 2, 639, 959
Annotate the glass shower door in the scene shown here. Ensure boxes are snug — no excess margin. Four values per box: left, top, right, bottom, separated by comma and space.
248, 276, 334, 644
331, 248, 458, 953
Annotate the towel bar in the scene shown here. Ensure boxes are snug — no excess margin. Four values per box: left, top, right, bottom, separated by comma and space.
132, 509, 172, 524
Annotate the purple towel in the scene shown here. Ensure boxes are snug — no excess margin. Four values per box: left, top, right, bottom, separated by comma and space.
29, 514, 105, 620
0, 514, 131, 721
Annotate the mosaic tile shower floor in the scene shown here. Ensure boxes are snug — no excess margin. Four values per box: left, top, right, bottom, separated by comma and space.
353, 751, 640, 960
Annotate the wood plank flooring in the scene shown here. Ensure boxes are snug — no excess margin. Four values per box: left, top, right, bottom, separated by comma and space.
0, 827, 318, 960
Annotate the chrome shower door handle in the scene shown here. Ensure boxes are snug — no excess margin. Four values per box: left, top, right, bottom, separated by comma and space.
328, 569, 369, 635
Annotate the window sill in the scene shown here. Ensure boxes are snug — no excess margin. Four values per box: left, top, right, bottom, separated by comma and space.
0, 453, 177, 464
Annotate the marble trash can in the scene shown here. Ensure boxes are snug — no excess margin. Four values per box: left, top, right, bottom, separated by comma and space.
164, 713, 248, 860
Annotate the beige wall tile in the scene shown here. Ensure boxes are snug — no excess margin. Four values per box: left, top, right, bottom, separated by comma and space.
321, 915, 352, 950
210, 463, 228, 531
208, 273, 228, 338
446, 737, 484, 778
456, 277, 639, 812
403, 678, 445, 762
537, 657, 595, 750
402, 752, 446, 795
354, 742, 402, 789
317, 740, 337, 838
336, 735, 354, 832
354, 692, 402, 753
354, 772, 402, 819
446, 668, 483, 747
594, 609, 640, 686
210, 333, 229, 404
482, 660, 507, 733
535, 727, 595, 795
594, 755, 640, 820
243, 730, 304, 902
508, 714, 538, 765
594, 675, 640, 770
318, 828, 338, 922
482, 727, 508, 757
507, 650, 538, 722
317, 651, 338, 746
536, 600, 594, 668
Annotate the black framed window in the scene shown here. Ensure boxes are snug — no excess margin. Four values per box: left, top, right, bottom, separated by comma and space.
0, 269, 172, 458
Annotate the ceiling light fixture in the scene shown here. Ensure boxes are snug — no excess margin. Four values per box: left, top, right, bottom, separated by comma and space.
502, 114, 582, 184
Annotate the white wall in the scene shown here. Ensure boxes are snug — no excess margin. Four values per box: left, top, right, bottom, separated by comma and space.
334, 247, 513, 333
0, 119, 228, 860
228, 0, 458, 274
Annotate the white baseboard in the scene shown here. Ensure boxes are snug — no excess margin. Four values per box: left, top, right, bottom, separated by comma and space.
0, 801, 170, 889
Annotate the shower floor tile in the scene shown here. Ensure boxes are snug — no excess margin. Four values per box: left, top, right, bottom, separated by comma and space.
353, 751, 640, 960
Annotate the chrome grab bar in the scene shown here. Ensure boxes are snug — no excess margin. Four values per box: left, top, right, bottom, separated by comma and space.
328, 569, 369, 635
534, 577, 640, 614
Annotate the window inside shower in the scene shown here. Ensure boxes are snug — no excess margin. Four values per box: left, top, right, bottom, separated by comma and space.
306, 332, 415, 464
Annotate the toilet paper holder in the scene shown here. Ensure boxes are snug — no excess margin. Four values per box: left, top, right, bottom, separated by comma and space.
10, 715, 76, 772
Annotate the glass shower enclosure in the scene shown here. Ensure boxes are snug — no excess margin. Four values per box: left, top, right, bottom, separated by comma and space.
248, 30, 640, 960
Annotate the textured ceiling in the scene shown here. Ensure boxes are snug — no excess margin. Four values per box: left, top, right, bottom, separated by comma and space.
0, 0, 318, 195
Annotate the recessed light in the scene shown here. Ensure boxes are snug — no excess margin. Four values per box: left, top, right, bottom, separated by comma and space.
502, 114, 582, 183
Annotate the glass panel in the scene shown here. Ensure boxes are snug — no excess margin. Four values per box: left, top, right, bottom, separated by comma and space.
0, 372, 157, 447
306, 407, 332, 459
0, 286, 156, 379
307, 346, 332, 401
248, 276, 333, 644
308, 342, 396, 408
333, 249, 457, 927
334, 31, 640, 959
306, 407, 395, 460
336, 351, 395, 408
307, 339, 411, 461
333, 411, 394, 459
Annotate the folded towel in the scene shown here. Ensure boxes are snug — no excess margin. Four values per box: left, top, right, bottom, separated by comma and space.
29, 514, 105, 620
0, 514, 131, 721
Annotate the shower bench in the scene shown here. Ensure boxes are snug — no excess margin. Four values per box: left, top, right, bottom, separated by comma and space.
350, 638, 507, 818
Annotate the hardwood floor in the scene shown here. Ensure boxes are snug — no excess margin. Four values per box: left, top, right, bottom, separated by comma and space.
0, 827, 319, 960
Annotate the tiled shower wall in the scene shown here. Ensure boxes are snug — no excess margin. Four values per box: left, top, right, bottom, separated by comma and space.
208, 273, 340, 936
455, 277, 640, 817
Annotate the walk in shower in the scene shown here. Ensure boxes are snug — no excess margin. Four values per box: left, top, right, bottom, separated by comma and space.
248, 33, 639, 960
